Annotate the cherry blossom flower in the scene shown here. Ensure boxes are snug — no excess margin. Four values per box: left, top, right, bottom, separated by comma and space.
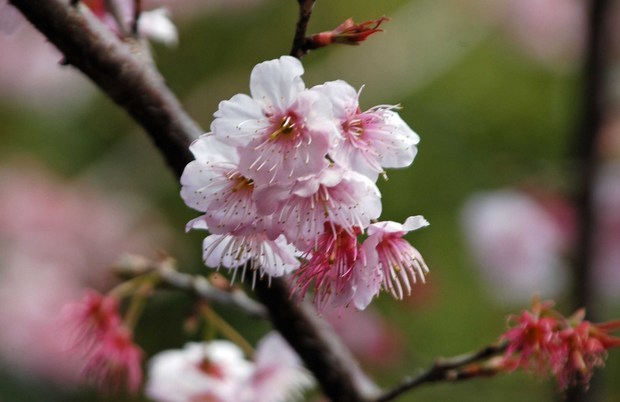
211, 56, 338, 186
500, 300, 620, 390
314, 80, 420, 181
63, 290, 122, 348
243, 333, 314, 402
255, 164, 382, 249
82, 327, 143, 393
181, 56, 428, 310
145, 332, 313, 402
63, 290, 143, 393
501, 299, 560, 376
181, 134, 260, 234
362, 216, 430, 300
199, 231, 301, 284
293, 224, 374, 310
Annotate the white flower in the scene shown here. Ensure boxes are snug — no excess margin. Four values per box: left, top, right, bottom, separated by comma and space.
145, 333, 313, 402
362, 216, 430, 301
212, 56, 338, 186
314, 80, 420, 181
145, 341, 252, 402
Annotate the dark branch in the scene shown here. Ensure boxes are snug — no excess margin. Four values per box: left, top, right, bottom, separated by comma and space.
255, 279, 379, 402
290, 0, 316, 58
9, 0, 200, 177
567, 0, 611, 400
376, 343, 507, 402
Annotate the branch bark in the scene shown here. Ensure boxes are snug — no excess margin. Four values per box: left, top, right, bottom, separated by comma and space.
376, 343, 507, 402
290, 0, 316, 58
567, 0, 611, 400
9, 0, 200, 177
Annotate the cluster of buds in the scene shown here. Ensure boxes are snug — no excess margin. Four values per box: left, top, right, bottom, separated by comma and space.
63, 290, 143, 393
181, 56, 428, 310
500, 299, 620, 390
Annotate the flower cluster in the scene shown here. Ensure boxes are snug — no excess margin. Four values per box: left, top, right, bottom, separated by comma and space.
181, 56, 428, 310
145, 332, 313, 402
500, 299, 620, 390
63, 291, 143, 393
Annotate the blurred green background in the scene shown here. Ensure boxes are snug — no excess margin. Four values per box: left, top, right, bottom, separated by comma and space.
1, 0, 619, 401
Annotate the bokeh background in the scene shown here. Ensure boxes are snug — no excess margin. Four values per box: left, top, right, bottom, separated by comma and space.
1, 0, 620, 401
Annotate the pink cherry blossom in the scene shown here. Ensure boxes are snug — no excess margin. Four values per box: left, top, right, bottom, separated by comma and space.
212, 56, 338, 186
82, 327, 144, 394
293, 224, 369, 310
500, 300, 620, 390
314, 80, 420, 180
244, 333, 314, 402
181, 134, 261, 233
145, 333, 313, 402
321, 305, 404, 367
255, 164, 382, 249
63, 290, 143, 393
199, 232, 301, 284
363, 216, 430, 300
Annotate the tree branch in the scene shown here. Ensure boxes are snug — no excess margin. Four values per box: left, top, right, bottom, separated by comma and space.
8, 1, 374, 400
255, 279, 379, 402
290, 0, 316, 58
9, 0, 200, 177
115, 256, 269, 319
375, 342, 508, 402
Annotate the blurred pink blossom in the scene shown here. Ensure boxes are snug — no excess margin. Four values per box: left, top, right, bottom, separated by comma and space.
461, 189, 570, 303
465, 0, 585, 68
462, 171, 620, 304
321, 305, 404, 368
0, 162, 169, 386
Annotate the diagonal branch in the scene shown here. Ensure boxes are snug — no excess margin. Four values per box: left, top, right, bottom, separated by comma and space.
8, 1, 373, 401
376, 342, 508, 402
9, 0, 200, 177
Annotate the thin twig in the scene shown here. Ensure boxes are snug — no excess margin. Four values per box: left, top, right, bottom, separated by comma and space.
375, 343, 507, 402
290, 0, 316, 58
115, 257, 268, 319
157, 265, 269, 319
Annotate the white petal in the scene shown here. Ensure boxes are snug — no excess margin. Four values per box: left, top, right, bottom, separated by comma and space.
249, 56, 305, 112
138, 8, 178, 46
212, 93, 266, 147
